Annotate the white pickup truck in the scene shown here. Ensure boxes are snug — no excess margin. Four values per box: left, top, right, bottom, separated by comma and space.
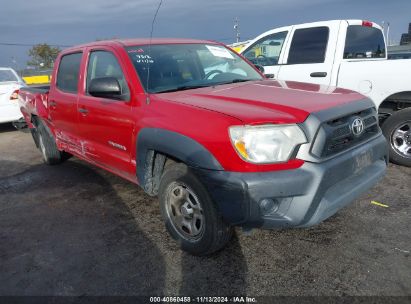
240, 20, 411, 167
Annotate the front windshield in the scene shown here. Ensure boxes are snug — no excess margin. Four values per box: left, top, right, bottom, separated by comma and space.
0, 70, 18, 83
126, 43, 263, 93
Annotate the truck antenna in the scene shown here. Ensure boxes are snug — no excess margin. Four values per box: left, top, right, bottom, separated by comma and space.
146, 0, 164, 104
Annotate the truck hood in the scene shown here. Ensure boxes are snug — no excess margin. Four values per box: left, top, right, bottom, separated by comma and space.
154, 80, 365, 124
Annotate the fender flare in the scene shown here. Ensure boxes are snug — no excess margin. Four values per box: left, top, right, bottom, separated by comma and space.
136, 128, 223, 186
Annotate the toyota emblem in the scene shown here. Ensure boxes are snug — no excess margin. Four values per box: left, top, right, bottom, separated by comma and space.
351, 117, 364, 136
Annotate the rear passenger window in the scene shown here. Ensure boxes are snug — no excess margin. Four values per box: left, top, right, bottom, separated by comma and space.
344, 25, 385, 59
56, 53, 82, 93
287, 27, 329, 64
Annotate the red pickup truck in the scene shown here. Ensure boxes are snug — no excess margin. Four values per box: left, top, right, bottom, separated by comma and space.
19, 38, 387, 255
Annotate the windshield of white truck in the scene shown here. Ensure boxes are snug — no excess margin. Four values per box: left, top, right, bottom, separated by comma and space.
344, 25, 386, 59
126, 43, 263, 93
0, 70, 18, 83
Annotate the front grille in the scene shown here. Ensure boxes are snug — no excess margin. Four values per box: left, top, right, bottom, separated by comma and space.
311, 108, 380, 158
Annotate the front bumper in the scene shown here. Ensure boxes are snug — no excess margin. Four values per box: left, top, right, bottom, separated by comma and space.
194, 133, 388, 229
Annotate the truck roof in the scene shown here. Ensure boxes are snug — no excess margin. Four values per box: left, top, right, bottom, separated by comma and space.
257, 19, 383, 31
240, 19, 384, 54
286, 19, 382, 29
63, 38, 217, 53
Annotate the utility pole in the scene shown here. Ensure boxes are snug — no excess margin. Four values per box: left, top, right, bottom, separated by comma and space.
234, 17, 240, 43
11, 56, 19, 72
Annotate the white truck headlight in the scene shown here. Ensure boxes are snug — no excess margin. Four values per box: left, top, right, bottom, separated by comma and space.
229, 124, 307, 163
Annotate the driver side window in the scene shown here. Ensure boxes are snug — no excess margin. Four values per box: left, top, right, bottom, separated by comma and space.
243, 31, 288, 66
86, 50, 130, 100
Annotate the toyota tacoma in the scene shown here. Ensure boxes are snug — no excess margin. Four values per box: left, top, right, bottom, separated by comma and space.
19, 39, 387, 255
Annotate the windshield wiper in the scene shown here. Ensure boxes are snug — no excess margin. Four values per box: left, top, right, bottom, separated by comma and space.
214, 79, 254, 86
231, 79, 251, 83
155, 84, 210, 93
155, 79, 256, 93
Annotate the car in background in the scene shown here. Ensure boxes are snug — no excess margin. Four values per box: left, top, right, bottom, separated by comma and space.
0, 67, 26, 129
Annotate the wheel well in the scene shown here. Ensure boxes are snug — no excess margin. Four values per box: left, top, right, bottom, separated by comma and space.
142, 150, 179, 196
378, 91, 411, 124
31, 114, 39, 127
136, 128, 223, 196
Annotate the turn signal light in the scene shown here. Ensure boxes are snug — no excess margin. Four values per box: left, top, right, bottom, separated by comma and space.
234, 140, 249, 159
10, 90, 19, 100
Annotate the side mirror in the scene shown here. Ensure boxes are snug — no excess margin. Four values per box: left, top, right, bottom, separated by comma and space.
254, 64, 265, 74
89, 77, 126, 100
268, 41, 281, 46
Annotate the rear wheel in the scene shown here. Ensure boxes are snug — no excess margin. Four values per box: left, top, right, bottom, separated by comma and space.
159, 163, 233, 256
381, 108, 411, 167
35, 119, 64, 165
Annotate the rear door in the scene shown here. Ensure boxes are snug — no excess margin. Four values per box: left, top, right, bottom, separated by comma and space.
277, 21, 341, 85
77, 47, 135, 178
48, 52, 83, 150
337, 21, 388, 101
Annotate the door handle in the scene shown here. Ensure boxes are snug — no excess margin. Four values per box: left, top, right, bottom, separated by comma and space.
78, 108, 89, 114
310, 72, 327, 78
49, 101, 57, 107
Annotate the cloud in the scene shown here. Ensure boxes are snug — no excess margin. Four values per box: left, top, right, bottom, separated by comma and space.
0, 0, 410, 67
0, 0, 157, 26
1, 0, 341, 27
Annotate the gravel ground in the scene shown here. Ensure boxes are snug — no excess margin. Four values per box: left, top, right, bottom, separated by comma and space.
0, 123, 410, 296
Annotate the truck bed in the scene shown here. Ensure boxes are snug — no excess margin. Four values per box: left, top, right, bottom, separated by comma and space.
20, 85, 50, 94
18, 86, 50, 120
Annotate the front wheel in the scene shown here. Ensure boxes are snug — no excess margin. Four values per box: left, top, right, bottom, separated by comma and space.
158, 163, 233, 256
381, 108, 411, 167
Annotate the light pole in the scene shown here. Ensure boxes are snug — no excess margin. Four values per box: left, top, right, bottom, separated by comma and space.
11, 57, 19, 74
234, 17, 240, 43
386, 22, 390, 46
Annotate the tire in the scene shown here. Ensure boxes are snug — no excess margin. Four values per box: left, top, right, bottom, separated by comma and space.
381, 108, 411, 167
158, 163, 233, 256
35, 119, 64, 165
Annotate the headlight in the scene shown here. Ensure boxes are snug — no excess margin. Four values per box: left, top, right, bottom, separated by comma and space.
229, 124, 307, 163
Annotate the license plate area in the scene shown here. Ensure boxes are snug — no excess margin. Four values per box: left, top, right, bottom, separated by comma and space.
353, 149, 373, 173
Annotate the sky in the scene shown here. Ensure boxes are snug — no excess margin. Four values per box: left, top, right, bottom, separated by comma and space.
0, 0, 410, 69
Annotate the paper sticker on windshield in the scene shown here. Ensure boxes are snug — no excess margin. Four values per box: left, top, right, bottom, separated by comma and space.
206, 45, 234, 59
134, 54, 154, 64
128, 48, 145, 53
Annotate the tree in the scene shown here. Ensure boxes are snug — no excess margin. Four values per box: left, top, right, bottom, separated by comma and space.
27, 43, 61, 69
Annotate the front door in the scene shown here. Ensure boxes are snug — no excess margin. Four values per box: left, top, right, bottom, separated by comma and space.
242, 31, 289, 79
77, 48, 135, 178
277, 21, 341, 85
